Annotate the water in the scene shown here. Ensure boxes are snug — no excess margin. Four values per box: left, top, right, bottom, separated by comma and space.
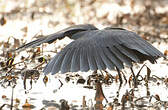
0, 60, 168, 110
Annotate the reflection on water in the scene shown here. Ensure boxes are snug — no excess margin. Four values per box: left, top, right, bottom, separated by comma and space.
0, 62, 168, 110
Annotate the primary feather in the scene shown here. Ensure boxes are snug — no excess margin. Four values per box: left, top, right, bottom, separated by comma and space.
14, 24, 165, 75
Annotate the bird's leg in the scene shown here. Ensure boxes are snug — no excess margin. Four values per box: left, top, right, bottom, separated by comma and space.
130, 67, 137, 88
116, 68, 123, 84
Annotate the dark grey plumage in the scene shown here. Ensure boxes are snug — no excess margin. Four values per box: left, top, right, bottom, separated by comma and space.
14, 24, 165, 75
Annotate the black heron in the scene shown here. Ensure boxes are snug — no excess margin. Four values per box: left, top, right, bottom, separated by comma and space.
15, 24, 165, 85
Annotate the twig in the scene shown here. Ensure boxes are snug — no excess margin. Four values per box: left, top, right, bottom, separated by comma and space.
0, 60, 25, 71
33, 62, 45, 69
0, 104, 7, 110
10, 85, 15, 110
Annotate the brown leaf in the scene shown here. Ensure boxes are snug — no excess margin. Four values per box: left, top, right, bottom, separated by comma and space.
13, 38, 20, 48
107, 105, 113, 110
7, 52, 13, 59
115, 75, 119, 83
60, 99, 69, 110
0, 16, 6, 26
128, 75, 133, 87
164, 50, 168, 56
22, 99, 32, 108
104, 74, 110, 84
157, 82, 160, 86
161, 17, 168, 24
36, 47, 41, 53
65, 76, 70, 82
43, 75, 48, 86
3, 42, 10, 48
31, 12, 35, 20
77, 77, 85, 84
0, 61, 5, 67
15, 98, 20, 103
21, 26, 28, 33
21, 56, 25, 60
164, 78, 168, 83
155, 94, 160, 101
2, 95, 7, 99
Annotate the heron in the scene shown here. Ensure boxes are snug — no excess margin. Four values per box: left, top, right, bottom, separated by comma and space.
14, 24, 165, 85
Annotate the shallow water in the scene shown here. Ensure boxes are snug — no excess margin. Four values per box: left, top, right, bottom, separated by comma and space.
0, 60, 168, 110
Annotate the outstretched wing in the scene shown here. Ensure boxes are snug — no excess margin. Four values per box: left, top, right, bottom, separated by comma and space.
13, 24, 98, 52
44, 29, 165, 75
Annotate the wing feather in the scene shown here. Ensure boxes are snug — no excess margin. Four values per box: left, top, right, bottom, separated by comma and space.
98, 46, 115, 70
109, 46, 133, 67
92, 45, 106, 70
70, 48, 80, 72
87, 44, 98, 70
103, 47, 124, 69
50, 48, 68, 74
44, 28, 165, 74
61, 48, 75, 73
115, 45, 140, 62
43, 54, 59, 75
14, 24, 97, 52
79, 47, 90, 72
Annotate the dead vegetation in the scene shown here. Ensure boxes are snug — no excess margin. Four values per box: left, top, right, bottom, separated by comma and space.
0, 0, 168, 110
